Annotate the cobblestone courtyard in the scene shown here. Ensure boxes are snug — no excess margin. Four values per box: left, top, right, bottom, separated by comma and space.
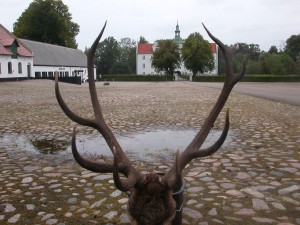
0, 80, 299, 225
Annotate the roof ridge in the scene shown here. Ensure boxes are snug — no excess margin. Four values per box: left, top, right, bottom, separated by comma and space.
20, 39, 82, 52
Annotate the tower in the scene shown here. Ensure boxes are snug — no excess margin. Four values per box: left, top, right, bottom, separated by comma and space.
173, 21, 183, 45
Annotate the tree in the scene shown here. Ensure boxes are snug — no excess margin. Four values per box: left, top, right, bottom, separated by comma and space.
13, 0, 79, 48
246, 60, 260, 74
296, 53, 300, 74
138, 36, 149, 44
259, 52, 295, 75
268, 46, 278, 54
152, 40, 181, 77
95, 37, 120, 74
111, 62, 130, 74
181, 32, 214, 76
118, 38, 136, 74
285, 34, 300, 61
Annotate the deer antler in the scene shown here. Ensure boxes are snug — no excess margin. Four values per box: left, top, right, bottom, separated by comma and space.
55, 21, 144, 190
55, 22, 246, 225
162, 23, 247, 189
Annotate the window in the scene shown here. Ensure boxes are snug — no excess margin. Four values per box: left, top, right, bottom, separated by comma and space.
65, 71, 69, 77
35, 72, 41, 78
18, 62, 22, 74
143, 64, 145, 68
42, 72, 47, 77
48, 72, 53, 77
8, 62, 12, 74
142, 55, 145, 60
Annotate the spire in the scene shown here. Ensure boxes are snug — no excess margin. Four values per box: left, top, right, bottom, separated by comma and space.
175, 21, 180, 37
173, 21, 183, 45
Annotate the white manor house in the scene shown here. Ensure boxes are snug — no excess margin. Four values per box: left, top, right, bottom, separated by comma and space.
0, 24, 93, 82
136, 23, 218, 76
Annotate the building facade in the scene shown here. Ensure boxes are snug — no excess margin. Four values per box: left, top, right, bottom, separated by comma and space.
0, 24, 33, 80
136, 23, 218, 76
21, 39, 95, 81
0, 24, 94, 82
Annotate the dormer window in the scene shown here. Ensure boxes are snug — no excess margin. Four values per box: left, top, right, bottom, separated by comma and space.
10, 41, 19, 59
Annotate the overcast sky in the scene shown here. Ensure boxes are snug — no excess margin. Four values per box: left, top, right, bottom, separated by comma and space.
1, 0, 299, 51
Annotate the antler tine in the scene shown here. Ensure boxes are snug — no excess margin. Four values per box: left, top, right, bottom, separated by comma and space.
112, 147, 139, 192
71, 127, 128, 175
163, 24, 247, 188
86, 21, 106, 119
55, 74, 97, 128
202, 23, 247, 85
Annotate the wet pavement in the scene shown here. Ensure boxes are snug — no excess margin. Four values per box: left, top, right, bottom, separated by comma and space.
0, 80, 299, 225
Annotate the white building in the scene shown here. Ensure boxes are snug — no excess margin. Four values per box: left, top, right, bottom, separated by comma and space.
0, 24, 33, 80
136, 23, 218, 76
0, 24, 95, 82
21, 39, 95, 81
136, 43, 155, 75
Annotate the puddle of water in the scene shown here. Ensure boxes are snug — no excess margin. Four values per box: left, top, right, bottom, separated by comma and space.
0, 129, 235, 162
0, 135, 69, 154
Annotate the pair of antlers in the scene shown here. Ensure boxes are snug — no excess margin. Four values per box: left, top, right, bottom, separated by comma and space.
55, 21, 246, 214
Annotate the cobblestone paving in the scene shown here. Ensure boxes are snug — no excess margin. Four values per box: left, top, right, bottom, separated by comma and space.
0, 80, 299, 225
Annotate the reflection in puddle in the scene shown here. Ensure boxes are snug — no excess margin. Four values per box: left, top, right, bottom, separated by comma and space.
1, 129, 235, 162
0, 135, 69, 154
31, 139, 69, 154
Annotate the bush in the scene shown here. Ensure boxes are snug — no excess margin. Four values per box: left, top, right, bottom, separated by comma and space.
99, 75, 173, 82
192, 75, 300, 82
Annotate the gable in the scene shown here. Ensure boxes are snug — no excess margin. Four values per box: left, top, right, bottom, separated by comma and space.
0, 24, 33, 57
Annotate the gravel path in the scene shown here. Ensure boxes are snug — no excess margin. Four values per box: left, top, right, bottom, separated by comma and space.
0, 80, 299, 225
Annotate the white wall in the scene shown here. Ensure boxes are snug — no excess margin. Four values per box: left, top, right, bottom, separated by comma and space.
32, 65, 96, 80
136, 54, 155, 75
136, 49, 218, 76
0, 55, 33, 79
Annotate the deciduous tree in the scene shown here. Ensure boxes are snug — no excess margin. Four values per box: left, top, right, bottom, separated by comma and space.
13, 0, 79, 48
95, 37, 120, 75
118, 38, 136, 74
181, 32, 214, 76
138, 36, 149, 44
285, 34, 300, 61
152, 40, 181, 77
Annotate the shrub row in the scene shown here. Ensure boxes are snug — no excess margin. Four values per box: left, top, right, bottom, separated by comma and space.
99, 74, 300, 82
100, 75, 172, 82
192, 75, 300, 82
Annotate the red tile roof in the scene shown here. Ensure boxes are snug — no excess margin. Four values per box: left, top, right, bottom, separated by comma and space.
0, 24, 33, 57
137, 43, 153, 54
210, 43, 217, 53
0, 38, 14, 46
0, 43, 12, 55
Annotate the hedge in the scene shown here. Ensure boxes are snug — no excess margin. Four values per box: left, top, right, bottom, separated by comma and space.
99, 75, 173, 82
99, 74, 300, 82
192, 75, 300, 82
